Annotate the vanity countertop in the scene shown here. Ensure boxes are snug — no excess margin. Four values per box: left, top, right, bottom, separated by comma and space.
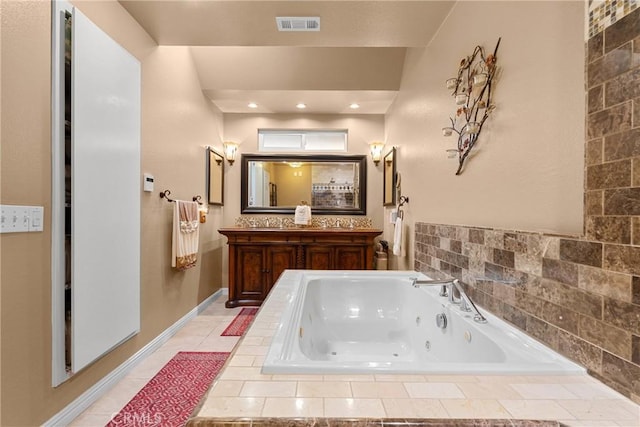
219, 227, 383, 233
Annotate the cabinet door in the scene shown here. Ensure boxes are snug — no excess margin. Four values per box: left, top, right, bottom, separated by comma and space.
266, 246, 297, 287
334, 246, 366, 270
305, 246, 333, 270
236, 246, 268, 302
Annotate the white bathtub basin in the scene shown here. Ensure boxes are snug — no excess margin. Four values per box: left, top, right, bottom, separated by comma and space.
262, 270, 585, 375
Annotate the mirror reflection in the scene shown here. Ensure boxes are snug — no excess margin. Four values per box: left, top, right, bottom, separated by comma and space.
208, 148, 224, 205
241, 154, 367, 215
383, 147, 396, 206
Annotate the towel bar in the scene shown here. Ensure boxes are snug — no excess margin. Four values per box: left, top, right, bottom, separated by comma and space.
159, 190, 203, 205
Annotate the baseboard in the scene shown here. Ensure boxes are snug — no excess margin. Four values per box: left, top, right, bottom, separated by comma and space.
44, 289, 223, 427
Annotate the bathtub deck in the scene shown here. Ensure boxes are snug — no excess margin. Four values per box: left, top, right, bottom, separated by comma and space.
191, 273, 640, 427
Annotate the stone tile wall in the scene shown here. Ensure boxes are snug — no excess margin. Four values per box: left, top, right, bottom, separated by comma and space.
414, 8, 640, 404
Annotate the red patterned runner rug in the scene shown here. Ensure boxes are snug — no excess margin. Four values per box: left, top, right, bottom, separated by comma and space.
220, 307, 258, 336
107, 351, 229, 427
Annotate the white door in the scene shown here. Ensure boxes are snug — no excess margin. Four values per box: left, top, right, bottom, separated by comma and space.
71, 7, 141, 373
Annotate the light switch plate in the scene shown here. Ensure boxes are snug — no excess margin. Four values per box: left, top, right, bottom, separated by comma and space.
0, 205, 44, 233
30, 207, 44, 231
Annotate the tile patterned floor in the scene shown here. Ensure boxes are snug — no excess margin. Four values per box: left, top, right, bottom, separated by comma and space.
69, 295, 640, 427
68, 297, 243, 427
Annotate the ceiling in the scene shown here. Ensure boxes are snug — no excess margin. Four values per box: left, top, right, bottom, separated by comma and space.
119, 1, 456, 114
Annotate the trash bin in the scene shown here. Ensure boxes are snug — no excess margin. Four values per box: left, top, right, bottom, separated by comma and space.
375, 251, 388, 270
374, 240, 389, 270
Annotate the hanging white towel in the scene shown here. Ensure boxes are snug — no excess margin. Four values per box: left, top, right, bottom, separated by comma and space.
393, 216, 403, 256
172, 200, 200, 270
294, 204, 312, 225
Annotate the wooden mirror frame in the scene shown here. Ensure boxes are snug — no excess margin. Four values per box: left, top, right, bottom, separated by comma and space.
207, 147, 224, 205
240, 154, 367, 215
383, 147, 396, 206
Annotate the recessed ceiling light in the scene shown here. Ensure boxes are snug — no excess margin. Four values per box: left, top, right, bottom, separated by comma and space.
349, 103, 360, 109
296, 103, 306, 109
248, 102, 258, 109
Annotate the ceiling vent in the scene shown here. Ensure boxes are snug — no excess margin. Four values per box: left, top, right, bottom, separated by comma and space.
276, 16, 320, 32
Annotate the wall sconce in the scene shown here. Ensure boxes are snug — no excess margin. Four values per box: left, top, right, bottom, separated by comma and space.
369, 141, 385, 166
223, 141, 239, 165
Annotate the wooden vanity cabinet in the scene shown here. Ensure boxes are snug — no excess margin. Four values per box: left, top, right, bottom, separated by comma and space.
231, 244, 296, 306
305, 245, 367, 270
219, 227, 382, 307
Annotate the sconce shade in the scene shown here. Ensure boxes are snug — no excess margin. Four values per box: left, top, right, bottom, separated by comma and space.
369, 141, 385, 165
223, 141, 239, 165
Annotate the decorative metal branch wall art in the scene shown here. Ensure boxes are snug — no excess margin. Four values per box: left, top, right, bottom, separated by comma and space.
443, 38, 501, 175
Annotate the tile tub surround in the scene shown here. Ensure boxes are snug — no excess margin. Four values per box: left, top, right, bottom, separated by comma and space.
189, 275, 639, 426
414, 222, 640, 404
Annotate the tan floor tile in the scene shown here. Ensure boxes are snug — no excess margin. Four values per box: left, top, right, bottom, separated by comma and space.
196, 336, 240, 352
241, 336, 264, 346
558, 399, 640, 421
198, 397, 265, 418
157, 335, 206, 352
616, 419, 640, 427
234, 345, 268, 356
270, 374, 325, 381
560, 420, 630, 426
227, 355, 255, 367
124, 351, 176, 380
83, 378, 148, 414
208, 380, 244, 397
297, 381, 352, 398
67, 411, 114, 427
500, 399, 575, 419
252, 355, 266, 366
219, 366, 271, 381
441, 399, 512, 419
474, 375, 529, 383
562, 382, 628, 399
173, 320, 219, 338
324, 398, 386, 417
458, 382, 523, 399
262, 397, 324, 417
521, 374, 593, 384
351, 381, 409, 398
404, 382, 464, 399
240, 380, 297, 397
510, 383, 579, 399
383, 398, 448, 418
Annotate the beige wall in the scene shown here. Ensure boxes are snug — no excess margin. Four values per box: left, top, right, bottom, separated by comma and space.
0, 1, 224, 424
272, 163, 312, 206
384, 0, 586, 269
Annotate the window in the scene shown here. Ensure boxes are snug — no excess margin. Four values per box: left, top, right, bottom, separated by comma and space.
258, 130, 347, 152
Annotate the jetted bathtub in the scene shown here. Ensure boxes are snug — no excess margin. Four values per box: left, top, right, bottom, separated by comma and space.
262, 270, 585, 375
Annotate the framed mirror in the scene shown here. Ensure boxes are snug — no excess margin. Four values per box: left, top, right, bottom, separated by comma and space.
207, 147, 224, 205
241, 154, 367, 215
383, 147, 396, 206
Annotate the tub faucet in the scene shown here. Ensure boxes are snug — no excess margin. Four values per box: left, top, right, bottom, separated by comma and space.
411, 278, 487, 324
